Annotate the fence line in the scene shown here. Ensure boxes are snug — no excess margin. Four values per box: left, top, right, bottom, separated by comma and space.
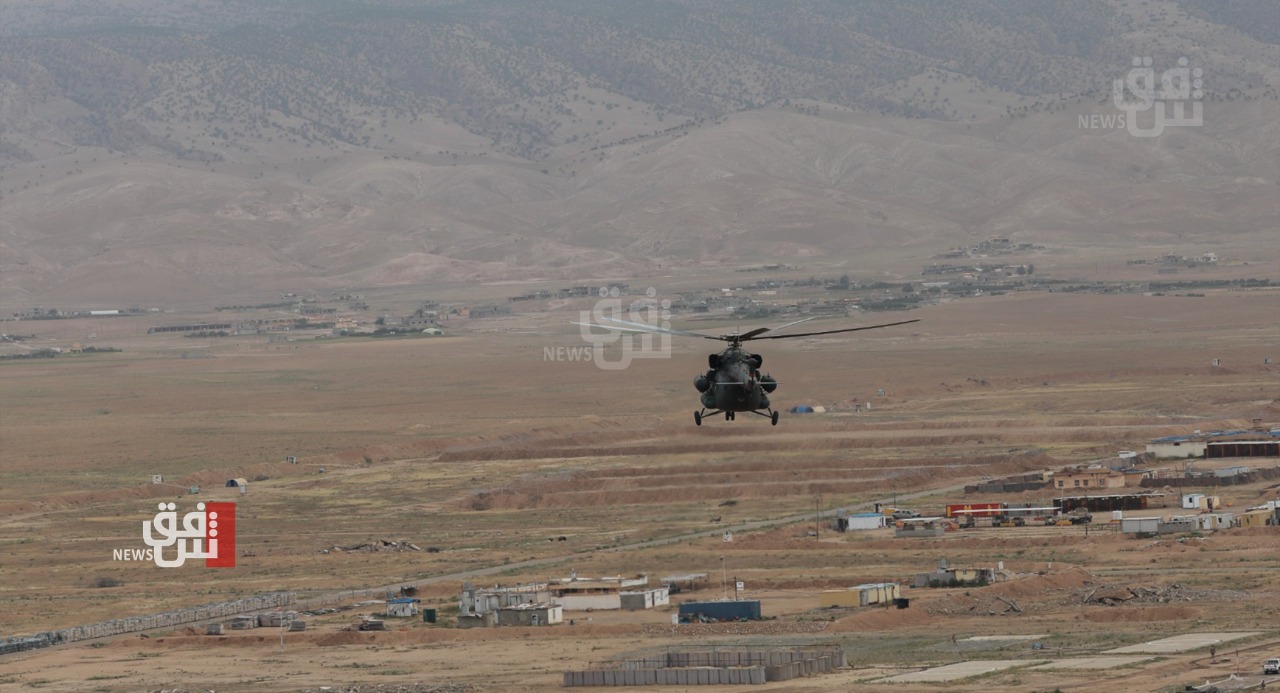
1, 592, 294, 656
2, 581, 433, 658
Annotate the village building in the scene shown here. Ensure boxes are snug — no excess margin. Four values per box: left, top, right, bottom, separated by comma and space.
1181, 493, 1221, 511
458, 582, 554, 628
1054, 492, 1162, 514
620, 589, 670, 611
1053, 466, 1126, 490
549, 574, 668, 611
1147, 429, 1280, 459
1119, 508, 1258, 534
1121, 468, 1153, 486
403, 312, 439, 328
1238, 505, 1279, 527
385, 598, 420, 618
495, 603, 563, 627
913, 559, 997, 587
456, 575, 668, 626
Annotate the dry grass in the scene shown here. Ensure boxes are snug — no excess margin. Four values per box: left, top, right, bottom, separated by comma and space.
0, 289, 1277, 691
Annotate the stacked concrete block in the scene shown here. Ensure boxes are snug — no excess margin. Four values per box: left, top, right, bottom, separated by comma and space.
562, 647, 845, 686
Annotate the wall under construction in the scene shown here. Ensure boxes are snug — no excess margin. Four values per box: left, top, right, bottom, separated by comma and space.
563, 648, 846, 687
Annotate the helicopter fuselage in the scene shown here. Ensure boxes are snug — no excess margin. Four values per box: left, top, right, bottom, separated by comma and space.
694, 345, 777, 423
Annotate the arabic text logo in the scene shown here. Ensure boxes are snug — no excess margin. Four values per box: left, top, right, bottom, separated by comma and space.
118, 501, 237, 568
1109, 56, 1203, 137
576, 286, 672, 371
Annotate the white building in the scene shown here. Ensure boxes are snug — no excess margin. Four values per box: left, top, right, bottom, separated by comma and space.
620, 588, 670, 611
496, 603, 563, 627
1120, 517, 1161, 534
459, 582, 556, 628
1181, 494, 1219, 511
1147, 438, 1207, 458
461, 582, 550, 616
551, 574, 662, 611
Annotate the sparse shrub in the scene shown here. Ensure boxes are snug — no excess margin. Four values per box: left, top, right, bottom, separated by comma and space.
470, 492, 493, 511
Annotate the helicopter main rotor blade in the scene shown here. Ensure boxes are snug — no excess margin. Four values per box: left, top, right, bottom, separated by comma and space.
735, 316, 817, 341
569, 321, 657, 335
766, 316, 819, 333
751, 318, 920, 340
593, 316, 726, 341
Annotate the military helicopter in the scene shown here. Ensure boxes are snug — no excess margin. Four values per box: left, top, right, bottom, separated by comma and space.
578, 315, 919, 426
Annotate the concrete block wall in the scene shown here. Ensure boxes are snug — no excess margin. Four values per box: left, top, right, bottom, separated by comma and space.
564, 666, 769, 686
664, 649, 841, 668
563, 647, 844, 686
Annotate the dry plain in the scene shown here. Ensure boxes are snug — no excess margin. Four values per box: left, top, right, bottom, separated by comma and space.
1, 286, 1278, 692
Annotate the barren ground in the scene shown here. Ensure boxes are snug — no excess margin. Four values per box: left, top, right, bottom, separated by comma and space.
1, 287, 1278, 692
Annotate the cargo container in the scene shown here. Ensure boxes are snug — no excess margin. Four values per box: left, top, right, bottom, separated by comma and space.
946, 502, 1005, 518
678, 600, 761, 622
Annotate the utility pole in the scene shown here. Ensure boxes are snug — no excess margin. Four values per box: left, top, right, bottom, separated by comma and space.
279, 609, 291, 652
720, 556, 727, 601
815, 495, 821, 540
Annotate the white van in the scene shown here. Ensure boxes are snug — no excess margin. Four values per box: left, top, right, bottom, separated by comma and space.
1264, 657, 1280, 675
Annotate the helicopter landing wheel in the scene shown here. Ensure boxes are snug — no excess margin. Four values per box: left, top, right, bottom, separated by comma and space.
771, 411, 779, 426
694, 411, 702, 426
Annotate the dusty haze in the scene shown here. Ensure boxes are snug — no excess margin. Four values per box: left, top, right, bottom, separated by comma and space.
0, 0, 1277, 308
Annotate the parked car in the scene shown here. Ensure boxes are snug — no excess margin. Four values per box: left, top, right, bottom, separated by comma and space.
1264, 657, 1280, 675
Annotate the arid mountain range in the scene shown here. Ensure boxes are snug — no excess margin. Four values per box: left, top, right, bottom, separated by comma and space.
0, 0, 1276, 307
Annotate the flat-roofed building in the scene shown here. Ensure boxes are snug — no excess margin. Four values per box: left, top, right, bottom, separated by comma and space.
1054, 467, 1125, 490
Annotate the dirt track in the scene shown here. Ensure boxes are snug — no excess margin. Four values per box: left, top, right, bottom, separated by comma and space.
1, 290, 1278, 691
